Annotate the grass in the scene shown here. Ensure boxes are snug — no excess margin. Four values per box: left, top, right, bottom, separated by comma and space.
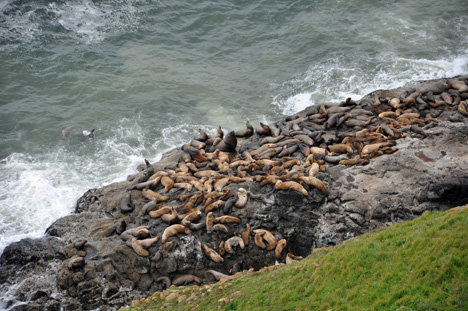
123, 206, 468, 311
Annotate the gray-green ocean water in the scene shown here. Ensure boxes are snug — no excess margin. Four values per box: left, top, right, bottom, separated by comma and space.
1, 0, 467, 254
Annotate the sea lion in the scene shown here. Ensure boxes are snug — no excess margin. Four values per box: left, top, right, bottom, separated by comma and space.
253, 229, 277, 250
255, 122, 271, 135
201, 243, 224, 263
120, 193, 135, 214
138, 236, 159, 249
142, 189, 169, 202
328, 144, 353, 154
299, 176, 328, 195
161, 207, 179, 223
149, 206, 172, 218
208, 223, 229, 234
286, 252, 304, 264
141, 198, 158, 215
121, 226, 150, 239
184, 220, 205, 231
207, 270, 229, 281
214, 177, 230, 192
241, 223, 250, 246
308, 162, 320, 177
254, 231, 266, 249
215, 215, 241, 224
194, 129, 209, 142
160, 175, 174, 192
275, 239, 287, 258
130, 238, 149, 257
234, 188, 248, 208
205, 200, 224, 214
236, 120, 254, 137
155, 276, 171, 290
181, 210, 202, 225
274, 180, 308, 196
172, 274, 201, 286
458, 101, 468, 117
58, 126, 74, 140
224, 236, 245, 254
161, 224, 191, 243
206, 212, 215, 230
230, 260, 243, 275
222, 195, 236, 214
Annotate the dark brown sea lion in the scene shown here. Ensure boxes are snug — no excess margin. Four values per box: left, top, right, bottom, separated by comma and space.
120, 193, 134, 214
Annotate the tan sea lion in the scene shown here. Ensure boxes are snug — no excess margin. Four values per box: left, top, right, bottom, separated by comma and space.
299, 176, 328, 195
161, 207, 179, 223
234, 188, 248, 208
131, 238, 149, 257
181, 210, 202, 225
253, 229, 277, 251
201, 243, 224, 263
149, 206, 172, 218
215, 215, 241, 224
274, 180, 308, 196
138, 236, 159, 249
161, 224, 191, 243
142, 189, 169, 202
254, 231, 266, 249
214, 177, 230, 192
275, 239, 287, 258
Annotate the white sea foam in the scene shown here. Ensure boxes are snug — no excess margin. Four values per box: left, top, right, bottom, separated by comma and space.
0, 117, 184, 256
273, 52, 468, 115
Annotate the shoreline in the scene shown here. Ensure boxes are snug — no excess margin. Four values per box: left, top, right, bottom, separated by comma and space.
1, 75, 468, 310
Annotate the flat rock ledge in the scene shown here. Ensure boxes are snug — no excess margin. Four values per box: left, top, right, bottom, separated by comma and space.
1, 76, 468, 311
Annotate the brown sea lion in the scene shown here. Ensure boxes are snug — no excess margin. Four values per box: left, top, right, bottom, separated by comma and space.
142, 189, 169, 202
215, 215, 241, 224
299, 176, 328, 195
241, 223, 250, 246
275, 239, 287, 258
255, 122, 271, 135
206, 212, 215, 230
130, 238, 149, 257
201, 243, 224, 263
236, 120, 254, 137
205, 200, 224, 214
275, 180, 308, 196
161, 207, 179, 223
253, 229, 277, 251
161, 224, 191, 243
155, 276, 171, 290
138, 236, 160, 249
172, 274, 201, 286
254, 231, 266, 249
149, 206, 172, 218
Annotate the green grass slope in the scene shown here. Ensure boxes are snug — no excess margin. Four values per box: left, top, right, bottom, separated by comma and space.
125, 206, 468, 311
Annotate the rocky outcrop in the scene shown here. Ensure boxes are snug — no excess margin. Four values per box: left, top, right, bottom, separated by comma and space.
1, 76, 468, 310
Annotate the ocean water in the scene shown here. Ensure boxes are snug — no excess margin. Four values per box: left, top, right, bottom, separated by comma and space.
1, 0, 467, 255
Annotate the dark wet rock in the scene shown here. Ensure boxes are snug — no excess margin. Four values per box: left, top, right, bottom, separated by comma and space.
1, 76, 468, 310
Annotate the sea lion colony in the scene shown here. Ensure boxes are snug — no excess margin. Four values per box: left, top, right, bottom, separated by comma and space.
79, 77, 468, 289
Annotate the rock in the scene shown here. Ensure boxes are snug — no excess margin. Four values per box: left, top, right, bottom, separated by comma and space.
1, 76, 468, 310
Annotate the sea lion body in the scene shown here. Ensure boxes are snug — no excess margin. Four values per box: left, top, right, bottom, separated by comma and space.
161, 224, 191, 243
